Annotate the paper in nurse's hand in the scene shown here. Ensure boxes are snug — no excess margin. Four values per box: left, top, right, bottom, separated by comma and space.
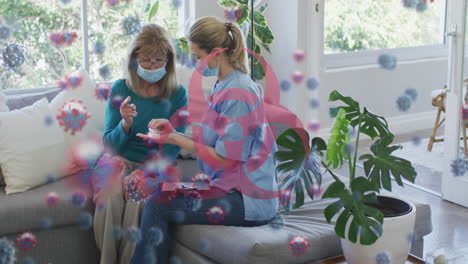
161, 182, 211, 191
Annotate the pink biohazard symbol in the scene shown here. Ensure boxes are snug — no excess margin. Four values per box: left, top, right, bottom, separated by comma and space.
168, 47, 308, 201
145, 47, 309, 205
56, 99, 90, 135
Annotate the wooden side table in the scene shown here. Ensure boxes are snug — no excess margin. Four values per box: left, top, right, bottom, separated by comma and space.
311, 254, 425, 264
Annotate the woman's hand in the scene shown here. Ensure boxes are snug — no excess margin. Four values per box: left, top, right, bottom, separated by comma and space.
137, 119, 175, 144
120, 96, 137, 131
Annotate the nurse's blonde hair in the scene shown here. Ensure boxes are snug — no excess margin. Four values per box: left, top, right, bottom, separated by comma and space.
123, 23, 178, 99
189, 17, 250, 74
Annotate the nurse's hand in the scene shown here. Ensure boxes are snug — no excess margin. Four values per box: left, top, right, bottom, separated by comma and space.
137, 119, 175, 144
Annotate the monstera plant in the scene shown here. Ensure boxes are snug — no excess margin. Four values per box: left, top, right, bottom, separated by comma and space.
218, 0, 274, 80
275, 90, 417, 246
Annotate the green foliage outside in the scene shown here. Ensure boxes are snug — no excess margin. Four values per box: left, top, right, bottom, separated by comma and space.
324, 0, 445, 53
0, 0, 179, 90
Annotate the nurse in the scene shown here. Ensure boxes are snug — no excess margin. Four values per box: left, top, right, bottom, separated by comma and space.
131, 16, 278, 263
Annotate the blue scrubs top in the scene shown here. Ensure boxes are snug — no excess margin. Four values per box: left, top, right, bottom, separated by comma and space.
197, 70, 279, 221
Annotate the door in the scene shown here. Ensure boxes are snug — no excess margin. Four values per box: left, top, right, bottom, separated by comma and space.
443, 0, 468, 207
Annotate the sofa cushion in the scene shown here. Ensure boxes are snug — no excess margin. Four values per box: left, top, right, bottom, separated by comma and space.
0, 172, 94, 236
174, 199, 340, 264
0, 98, 71, 194
174, 196, 432, 264
0, 158, 197, 236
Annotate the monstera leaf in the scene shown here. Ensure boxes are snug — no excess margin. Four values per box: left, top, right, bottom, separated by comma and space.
303, 137, 327, 198
359, 135, 417, 191
329, 90, 390, 139
326, 109, 350, 169
275, 128, 324, 211
322, 177, 383, 245
147, 0, 159, 21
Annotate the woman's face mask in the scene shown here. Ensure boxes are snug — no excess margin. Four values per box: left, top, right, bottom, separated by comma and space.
136, 55, 167, 83
200, 50, 221, 77
136, 63, 167, 83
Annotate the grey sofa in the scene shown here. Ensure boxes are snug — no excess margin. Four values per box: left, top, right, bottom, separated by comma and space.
0, 90, 433, 264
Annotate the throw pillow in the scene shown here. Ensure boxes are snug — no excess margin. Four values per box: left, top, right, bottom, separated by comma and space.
0, 98, 67, 194
49, 68, 106, 146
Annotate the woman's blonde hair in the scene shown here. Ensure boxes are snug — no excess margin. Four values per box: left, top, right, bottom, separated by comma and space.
123, 23, 178, 99
189, 17, 249, 74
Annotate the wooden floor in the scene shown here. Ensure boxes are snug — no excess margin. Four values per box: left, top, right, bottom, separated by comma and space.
343, 128, 468, 258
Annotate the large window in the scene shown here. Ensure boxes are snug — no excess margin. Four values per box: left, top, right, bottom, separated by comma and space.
0, 0, 184, 91
324, 0, 448, 67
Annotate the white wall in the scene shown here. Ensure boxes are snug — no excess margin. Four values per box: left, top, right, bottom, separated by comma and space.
263, 0, 299, 111
319, 58, 448, 135
193, 0, 448, 138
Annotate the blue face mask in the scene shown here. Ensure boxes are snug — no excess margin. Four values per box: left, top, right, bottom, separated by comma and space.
202, 66, 219, 77
136, 63, 167, 83
200, 52, 220, 77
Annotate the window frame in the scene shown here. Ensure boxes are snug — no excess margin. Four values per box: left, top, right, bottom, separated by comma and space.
2, 0, 188, 94
324, 44, 449, 70
323, 0, 449, 70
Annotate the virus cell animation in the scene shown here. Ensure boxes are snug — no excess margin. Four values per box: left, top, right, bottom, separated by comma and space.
288, 235, 311, 256
378, 54, 398, 70
0, 238, 16, 264
95, 82, 111, 101
206, 206, 226, 224
2, 43, 26, 70
307, 120, 320, 132
16, 232, 37, 251
306, 77, 320, 91
93, 41, 106, 55
224, 8, 241, 22
191, 172, 212, 189
280, 80, 292, 92
293, 49, 305, 63
0, 25, 11, 40
122, 16, 141, 36
291, 71, 305, 84
45, 192, 60, 207
56, 100, 90, 135
49, 32, 77, 46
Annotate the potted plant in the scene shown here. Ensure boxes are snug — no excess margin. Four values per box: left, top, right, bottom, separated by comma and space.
275, 90, 418, 264
217, 0, 274, 80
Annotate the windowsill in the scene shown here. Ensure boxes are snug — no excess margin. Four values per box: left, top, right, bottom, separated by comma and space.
3, 86, 59, 96
323, 56, 448, 73
323, 44, 448, 71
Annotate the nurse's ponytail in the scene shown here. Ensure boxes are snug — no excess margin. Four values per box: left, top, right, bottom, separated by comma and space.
189, 17, 250, 74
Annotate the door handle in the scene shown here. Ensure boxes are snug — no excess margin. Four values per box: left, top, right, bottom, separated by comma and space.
446, 24, 458, 93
